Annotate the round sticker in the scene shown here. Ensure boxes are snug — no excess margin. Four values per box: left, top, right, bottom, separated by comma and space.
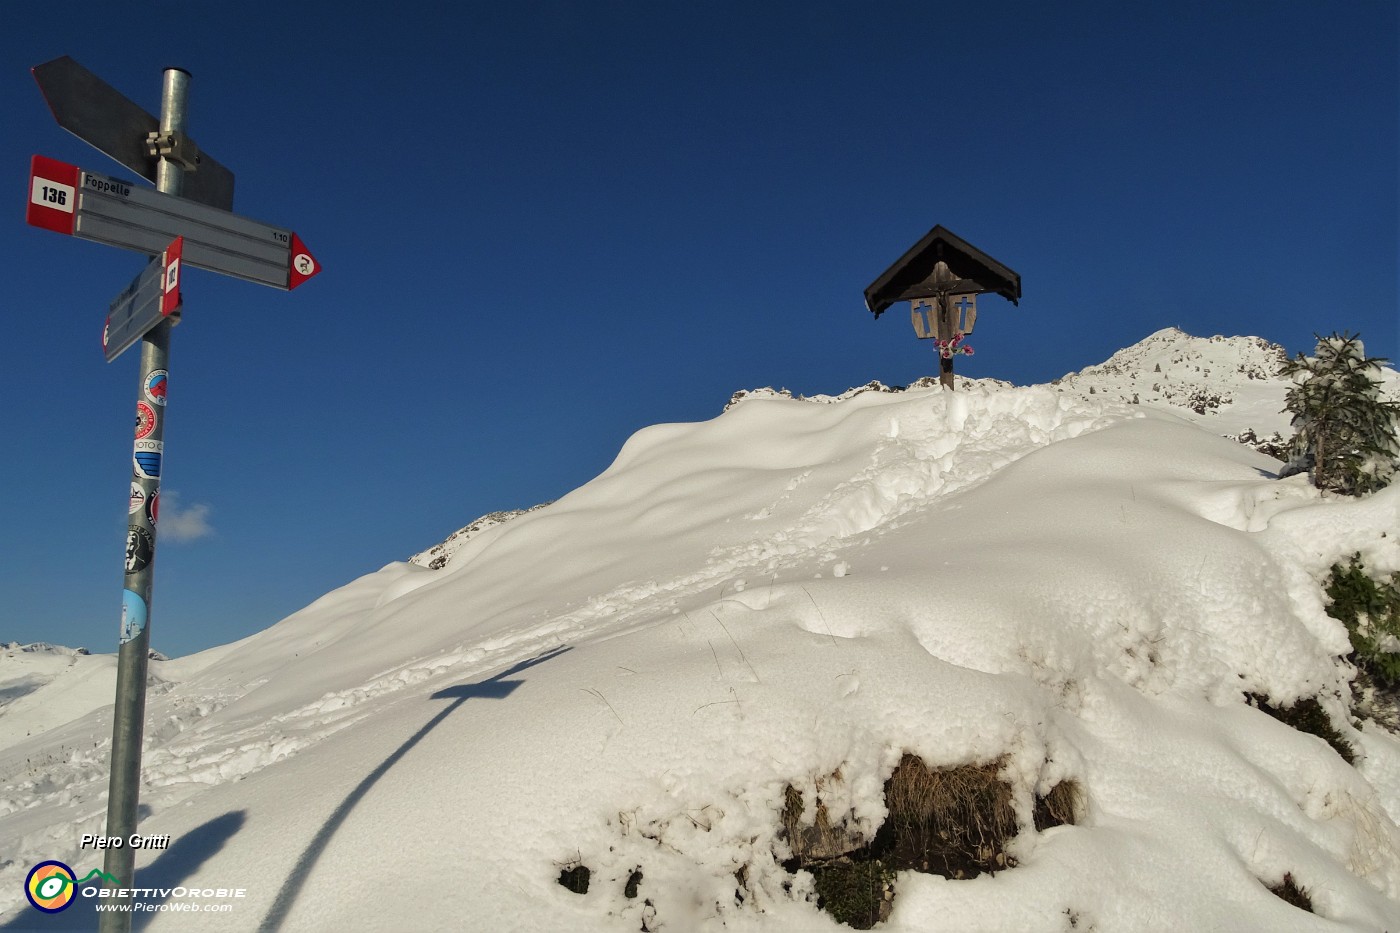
129, 481, 146, 514
125, 525, 154, 575
294, 253, 315, 276
135, 401, 157, 440
147, 490, 159, 527
120, 589, 148, 644
145, 370, 169, 406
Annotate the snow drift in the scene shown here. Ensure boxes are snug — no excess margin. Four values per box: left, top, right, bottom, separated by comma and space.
2, 329, 1399, 931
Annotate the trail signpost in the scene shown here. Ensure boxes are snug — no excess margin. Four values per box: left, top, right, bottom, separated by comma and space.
25, 57, 320, 932
863, 225, 1020, 389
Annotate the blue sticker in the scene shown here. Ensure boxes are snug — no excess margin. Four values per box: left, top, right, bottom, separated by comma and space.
120, 589, 147, 644
133, 439, 163, 479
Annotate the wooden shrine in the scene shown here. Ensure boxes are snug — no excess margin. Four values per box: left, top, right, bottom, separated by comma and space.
864, 226, 1021, 388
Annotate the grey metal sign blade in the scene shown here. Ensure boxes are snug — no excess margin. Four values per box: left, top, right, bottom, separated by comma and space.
167, 149, 235, 213
77, 212, 289, 289
32, 56, 235, 211
103, 257, 166, 363
73, 166, 298, 290
102, 237, 181, 362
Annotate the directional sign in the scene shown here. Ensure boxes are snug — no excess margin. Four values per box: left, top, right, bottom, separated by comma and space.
32, 56, 234, 211
103, 237, 182, 363
27, 155, 318, 291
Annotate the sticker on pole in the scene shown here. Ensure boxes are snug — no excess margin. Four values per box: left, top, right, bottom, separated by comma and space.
119, 589, 147, 643
133, 439, 163, 478
124, 525, 153, 575
145, 370, 168, 406
135, 401, 157, 440
26, 155, 78, 235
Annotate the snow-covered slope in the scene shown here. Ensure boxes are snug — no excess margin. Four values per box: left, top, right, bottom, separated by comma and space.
0, 644, 111, 750
3, 331, 1399, 932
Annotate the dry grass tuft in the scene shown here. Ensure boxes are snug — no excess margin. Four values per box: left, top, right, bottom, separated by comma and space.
1034, 779, 1082, 831
781, 782, 865, 862
1268, 872, 1314, 913
873, 754, 1018, 879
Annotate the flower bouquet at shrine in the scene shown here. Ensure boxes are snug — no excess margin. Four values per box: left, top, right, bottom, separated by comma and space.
936, 332, 974, 359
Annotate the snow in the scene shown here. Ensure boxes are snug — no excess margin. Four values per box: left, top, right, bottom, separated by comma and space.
2, 328, 1399, 931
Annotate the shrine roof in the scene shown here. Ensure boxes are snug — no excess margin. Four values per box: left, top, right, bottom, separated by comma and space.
864, 225, 1021, 318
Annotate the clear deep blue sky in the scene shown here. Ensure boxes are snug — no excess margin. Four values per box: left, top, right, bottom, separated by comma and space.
4, 2, 1396, 658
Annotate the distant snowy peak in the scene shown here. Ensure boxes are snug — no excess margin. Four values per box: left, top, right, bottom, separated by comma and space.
1, 641, 91, 658
1050, 327, 1297, 440
1053, 327, 1284, 403
1071, 327, 1289, 384
0, 641, 166, 663
1051, 327, 1397, 444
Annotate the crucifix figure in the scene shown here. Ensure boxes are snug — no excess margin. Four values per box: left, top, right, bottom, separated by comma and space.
907, 263, 978, 389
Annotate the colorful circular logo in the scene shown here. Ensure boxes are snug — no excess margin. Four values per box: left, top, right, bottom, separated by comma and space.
135, 401, 157, 440
25, 860, 76, 913
145, 370, 169, 406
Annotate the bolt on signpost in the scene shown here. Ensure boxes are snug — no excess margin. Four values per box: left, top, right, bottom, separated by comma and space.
27, 57, 320, 932
863, 225, 1021, 389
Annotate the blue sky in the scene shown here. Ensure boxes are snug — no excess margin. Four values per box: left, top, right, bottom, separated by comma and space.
4, 1, 1396, 658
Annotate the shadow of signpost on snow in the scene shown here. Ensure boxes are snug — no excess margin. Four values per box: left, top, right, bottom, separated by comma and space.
258, 645, 573, 932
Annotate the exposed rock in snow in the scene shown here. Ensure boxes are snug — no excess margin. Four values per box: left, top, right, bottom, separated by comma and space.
410, 503, 553, 570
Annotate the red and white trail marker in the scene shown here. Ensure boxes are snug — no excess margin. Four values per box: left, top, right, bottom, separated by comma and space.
27, 154, 319, 291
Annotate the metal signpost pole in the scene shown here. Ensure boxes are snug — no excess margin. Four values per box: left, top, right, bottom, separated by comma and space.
99, 67, 187, 933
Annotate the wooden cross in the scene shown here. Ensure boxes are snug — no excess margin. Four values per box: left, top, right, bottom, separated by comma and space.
910, 289, 978, 389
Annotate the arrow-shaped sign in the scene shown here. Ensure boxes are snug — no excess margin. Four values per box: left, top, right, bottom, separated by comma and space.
27, 155, 318, 291
103, 237, 183, 363
32, 56, 235, 211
